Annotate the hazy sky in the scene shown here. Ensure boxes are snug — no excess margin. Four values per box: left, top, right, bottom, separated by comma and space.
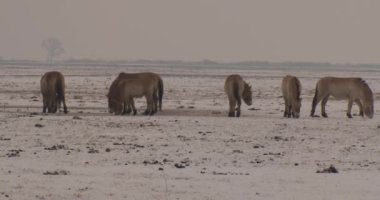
1, 0, 380, 63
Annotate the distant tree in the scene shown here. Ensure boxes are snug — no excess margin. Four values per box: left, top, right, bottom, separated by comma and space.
42, 38, 64, 65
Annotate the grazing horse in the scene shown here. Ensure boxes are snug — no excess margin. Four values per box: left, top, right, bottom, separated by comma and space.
108, 74, 161, 115
108, 72, 163, 115
281, 75, 302, 118
310, 77, 374, 118
40, 71, 68, 114
224, 74, 252, 117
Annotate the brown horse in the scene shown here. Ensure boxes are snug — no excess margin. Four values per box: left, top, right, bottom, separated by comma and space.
40, 71, 68, 114
224, 74, 252, 117
282, 75, 302, 118
108, 73, 162, 115
108, 72, 163, 115
310, 77, 374, 118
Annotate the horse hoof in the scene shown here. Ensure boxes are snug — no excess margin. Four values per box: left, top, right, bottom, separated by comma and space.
347, 114, 353, 118
322, 114, 328, 118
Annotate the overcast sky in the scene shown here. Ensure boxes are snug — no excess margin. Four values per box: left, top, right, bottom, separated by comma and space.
1, 0, 380, 63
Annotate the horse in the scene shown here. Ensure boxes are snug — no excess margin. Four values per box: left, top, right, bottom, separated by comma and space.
40, 71, 68, 114
281, 75, 302, 118
310, 77, 374, 118
108, 74, 161, 115
224, 74, 252, 117
108, 72, 163, 115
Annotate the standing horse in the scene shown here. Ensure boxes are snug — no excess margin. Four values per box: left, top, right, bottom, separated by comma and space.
310, 77, 374, 118
108, 72, 163, 115
108, 74, 160, 115
40, 71, 68, 114
224, 74, 252, 117
282, 75, 302, 118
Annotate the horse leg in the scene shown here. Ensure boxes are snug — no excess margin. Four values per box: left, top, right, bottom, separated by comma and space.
283, 99, 289, 117
236, 97, 242, 117
131, 98, 137, 115
149, 96, 155, 115
126, 97, 137, 116
53, 101, 59, 113
355, 99, 364, 117
46, 99, 52, 113
123, 92, 133, 115
123, 99, 131, 114
123, 104, 131, 115
228, 98, 236, 117
288, 105, 293, 118
310, 96, 322, 117
42, 97, 47, 113
62, 101, 68, 114
346, 99, 353, 118
131, 99, 137, 115
59, 89, 68, 114
142, 96, 150, 115
48, 98, 57, 113
143, 95, 150, 115
283, 97, 292, 118
152, 92, 158, 114
50, 105, 57, 113
321, 96, 329, 118
145, 95, 154, 116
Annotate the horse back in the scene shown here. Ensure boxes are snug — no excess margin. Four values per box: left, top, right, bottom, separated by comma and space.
282, 75, 301, 101
318, 77, 372, 100
40, 71, 65, 95
108, 72, 161, 97
224, 75, 244, 99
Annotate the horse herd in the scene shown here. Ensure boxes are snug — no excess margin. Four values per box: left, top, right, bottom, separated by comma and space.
39, 71, 375, 119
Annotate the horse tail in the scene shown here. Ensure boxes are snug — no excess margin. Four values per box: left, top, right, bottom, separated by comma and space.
310, 83, 319, 116
56, 78, 64, 108
158, 77, 164, 111
233, 81, 241, 106
359, 78, 374, 118
294, 77, 301, 99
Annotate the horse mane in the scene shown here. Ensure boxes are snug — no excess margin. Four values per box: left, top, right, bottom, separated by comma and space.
244, 81, 250, 89
360, 78, 368, 86
108, 76, 122, 98
108, 73, 135, 97
243, 81, 252, 95
359, 78, 373, 101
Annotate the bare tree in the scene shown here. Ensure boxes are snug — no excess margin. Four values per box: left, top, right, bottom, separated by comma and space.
42, 38, 64, 65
